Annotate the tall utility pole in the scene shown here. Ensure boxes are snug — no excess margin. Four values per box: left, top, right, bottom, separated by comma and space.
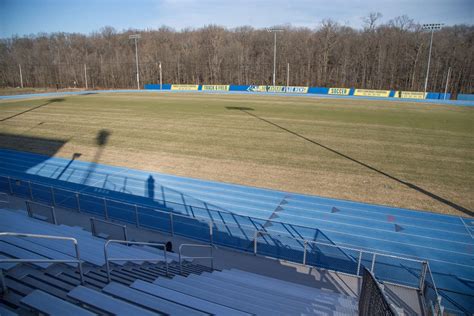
422, 23, 443, 94
84, 64, 88, 89
159, 62, 162, 90
19, 64, 23, 88
286, 63, 290, 88
267, 28, 283, 86
444, 67, 451, 100
129, 34, 141, 90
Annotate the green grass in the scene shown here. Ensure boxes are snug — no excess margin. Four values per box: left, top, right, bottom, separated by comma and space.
1, 92, 473, 215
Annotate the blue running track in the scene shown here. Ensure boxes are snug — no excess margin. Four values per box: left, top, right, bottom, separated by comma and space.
0, 149, 472, 314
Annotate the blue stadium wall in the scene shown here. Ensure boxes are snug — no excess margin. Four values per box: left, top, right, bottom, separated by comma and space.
144, 84, 456, 100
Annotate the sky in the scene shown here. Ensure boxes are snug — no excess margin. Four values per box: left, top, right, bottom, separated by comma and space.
0, 0, 473, 38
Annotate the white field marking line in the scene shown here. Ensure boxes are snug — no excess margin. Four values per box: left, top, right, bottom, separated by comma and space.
2, 150, 468, 226
459, 217, 474, 239
2, 163, 472, 247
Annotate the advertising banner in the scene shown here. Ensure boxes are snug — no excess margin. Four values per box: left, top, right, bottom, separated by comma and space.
396, 91, 427, 99
328, 88, 351, 95
171, 84, 199, 91
202, 85, 230, 91
247, 85, 308, 93
354, 89, 391, 97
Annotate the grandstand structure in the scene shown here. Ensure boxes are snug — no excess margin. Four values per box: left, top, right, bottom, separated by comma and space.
0, 174, 448, 315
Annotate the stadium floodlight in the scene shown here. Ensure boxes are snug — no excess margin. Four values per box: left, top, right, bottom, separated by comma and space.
129, 34, 141, 90
267, 28, 284, 86
422, 23, 443, 94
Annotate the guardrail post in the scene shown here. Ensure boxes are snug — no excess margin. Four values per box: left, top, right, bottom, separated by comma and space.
103, 198, 108, 220
303, 240, 307, 265
134, 204, 139, 227
169, 213, 174, 236
356, 251, 362, 276
73, 240, 85, 285
104, 241, 111, 283
253, 231, 258, 255
419, 261, 428, 293
371, 253, 377, 273
178, 250, 183, 275
90, 218, 96, 236
210, 246, 214, 270
51, 206, 58, 225
76, 193, 81, 212
28, 181, 34, 200
7, 177, 13, 195
50, 187, 56, 206
209, 221, 213, 245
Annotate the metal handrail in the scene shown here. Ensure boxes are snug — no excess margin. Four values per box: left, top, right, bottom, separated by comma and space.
425, 262, 444, 316
178, 243, 214, 275
104, 240, 168, 282
90, 217, 128, 241
0, 232, 84, 292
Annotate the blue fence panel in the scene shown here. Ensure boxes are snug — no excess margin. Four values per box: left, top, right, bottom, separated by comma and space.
53, 188, 79, 210
10, 179, 30, 198
78, 194, 105, 217
106, 200, 136, 224
30, 182, 53, 204
173, 215, 211, 242
308, 87, 329, 94
212, 221, 254, 252
457, 94, 474, 101
144, 84, 172, 90
229, 85, 250, 91
137, 207, 171, 233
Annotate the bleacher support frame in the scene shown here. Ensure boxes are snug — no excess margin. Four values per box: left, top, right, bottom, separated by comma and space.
90, 217, 128, 241
0, 232, 84, 292
25, 200, 58, 225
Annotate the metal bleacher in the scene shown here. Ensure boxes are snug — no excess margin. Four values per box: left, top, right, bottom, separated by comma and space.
0, 207, 359, 315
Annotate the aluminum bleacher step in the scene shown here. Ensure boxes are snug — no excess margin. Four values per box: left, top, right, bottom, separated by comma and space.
214, 270, 358, 313
103, 282, 209, 316
21, 290, 96, 316
225, 269, 357, 302
131, 279, 251, 316
0, 254, 18, 270
182, 273, 310, 313
1, 237, 78, 267
153, 276, 276, 315
0, 241, 51, 269
0, 304, 18, 316
68, 285, 157, 316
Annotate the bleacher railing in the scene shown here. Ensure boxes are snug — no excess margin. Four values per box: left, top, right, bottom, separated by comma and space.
178, 243, 214, 275
0, 175, 443, 313
90, 217, 128, 241
0, 232, 84, 291
104, 240, 169, 282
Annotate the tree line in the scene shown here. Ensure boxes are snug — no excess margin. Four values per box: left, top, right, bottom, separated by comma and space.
0, 14, 472, 94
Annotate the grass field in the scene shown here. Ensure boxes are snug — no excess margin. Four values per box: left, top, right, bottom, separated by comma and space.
0, 92, 473, 216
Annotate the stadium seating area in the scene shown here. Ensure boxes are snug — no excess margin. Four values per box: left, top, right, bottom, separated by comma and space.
0, 207, 359, 315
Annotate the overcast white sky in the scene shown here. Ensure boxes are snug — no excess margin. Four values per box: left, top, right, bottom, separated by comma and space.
1, 0, 473, 38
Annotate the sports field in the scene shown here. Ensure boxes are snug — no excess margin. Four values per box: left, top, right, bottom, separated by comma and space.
0, 92, 473, 216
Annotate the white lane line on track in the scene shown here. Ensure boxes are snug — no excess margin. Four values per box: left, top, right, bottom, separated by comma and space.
459, 217, 474, 239
2, 156, 467, 231
1, 160, 472, 244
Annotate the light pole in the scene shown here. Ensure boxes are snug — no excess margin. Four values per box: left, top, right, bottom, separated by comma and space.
129, 34, 141, 90
267, 28, 283, 86
422, 23, 443, 94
